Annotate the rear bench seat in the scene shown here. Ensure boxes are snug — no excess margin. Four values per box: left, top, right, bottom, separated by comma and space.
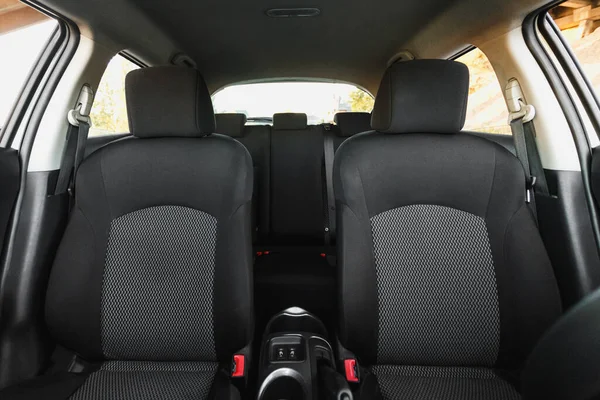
215, 113, 270, 242
216, 109, 516, 336
269, 113, 326, 245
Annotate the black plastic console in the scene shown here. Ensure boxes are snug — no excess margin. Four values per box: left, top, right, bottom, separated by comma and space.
256, 308, 352, 400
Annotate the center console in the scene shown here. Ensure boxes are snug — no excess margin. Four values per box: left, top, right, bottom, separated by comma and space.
256, 308, 352, 400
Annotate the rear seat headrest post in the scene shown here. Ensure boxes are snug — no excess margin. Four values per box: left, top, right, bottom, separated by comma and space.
371, 59, 469, 134
125, 66, 216, 138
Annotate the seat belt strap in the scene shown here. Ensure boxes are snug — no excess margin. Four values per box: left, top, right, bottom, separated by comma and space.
54, 123, 79, 195
511, 116, 538, 218
54, 119, 91, 196
54, 85, 94, 197
323, 124, 336, 245
506, 78, 543, 221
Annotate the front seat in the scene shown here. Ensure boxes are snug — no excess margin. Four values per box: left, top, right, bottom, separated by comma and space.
334, 59, 562, 399
4, 66, 254, 399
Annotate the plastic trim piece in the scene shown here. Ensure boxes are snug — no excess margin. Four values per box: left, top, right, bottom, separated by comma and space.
522, 9, 600, 255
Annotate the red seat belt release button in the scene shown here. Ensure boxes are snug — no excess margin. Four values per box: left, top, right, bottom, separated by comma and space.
344, 359, 359, 383
232, 354, 245, 378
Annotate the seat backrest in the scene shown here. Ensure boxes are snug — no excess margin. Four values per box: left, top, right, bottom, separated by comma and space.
45, 67, 254, 363
335, 59, 561, 369
270, 113, 325, 244
216, 113, 271, 241
333, 112, 371, 150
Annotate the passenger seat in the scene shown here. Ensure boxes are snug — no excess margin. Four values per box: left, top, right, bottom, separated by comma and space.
335, 59, 561, 399
3, 66, 254, 399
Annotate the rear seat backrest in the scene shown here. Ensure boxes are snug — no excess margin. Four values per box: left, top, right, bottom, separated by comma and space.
270, 113, 325, 244
216, 113, 271, 241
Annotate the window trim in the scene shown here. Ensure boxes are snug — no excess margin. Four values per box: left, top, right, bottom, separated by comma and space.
119, 51, 147, 69
542, 15, 600, 146
448, 45, 476, 61
523, 4, 600, 252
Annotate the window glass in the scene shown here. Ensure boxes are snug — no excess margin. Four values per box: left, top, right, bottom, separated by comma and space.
89, 55, 140, 136
549, 3, 600, 95
0, 3, 56, 129
212, 82, 373, 125
456, 48, 511, 135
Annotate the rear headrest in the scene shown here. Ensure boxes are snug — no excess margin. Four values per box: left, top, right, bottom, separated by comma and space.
334, 112, 372, 137
371, 59, 469, 134
273, 113, 307, 130
126, 66, 215, 138
215, 113, 247, 138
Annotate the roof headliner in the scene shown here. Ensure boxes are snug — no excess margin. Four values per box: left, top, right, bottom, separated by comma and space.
40, 0, 551, 94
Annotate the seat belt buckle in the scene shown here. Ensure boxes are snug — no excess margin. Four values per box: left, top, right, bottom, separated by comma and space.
344, 359, 359, 383
231, 354, 246, 378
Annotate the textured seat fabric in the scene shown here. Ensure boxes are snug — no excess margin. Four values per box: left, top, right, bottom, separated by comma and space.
372, 366, 520, 400
6, 67, 253, 400
335, 60, 561, 400
69, 362, 218, 400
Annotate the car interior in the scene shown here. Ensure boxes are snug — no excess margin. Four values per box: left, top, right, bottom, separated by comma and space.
1, 0, 600, 399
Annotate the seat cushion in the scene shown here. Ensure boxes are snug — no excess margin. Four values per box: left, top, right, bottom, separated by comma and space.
69, 361, 218, 400
372, 366, 520, 400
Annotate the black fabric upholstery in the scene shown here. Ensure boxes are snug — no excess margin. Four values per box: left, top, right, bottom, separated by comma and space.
101, 206, 218, 361
272, 113, 307, 130
371, 204, 500, 366
334, 112, 371, 137
370, 60, 469, 134
69, 362, 218, 400
465, 131, 515, 155
522, 288, 600, 400
126, 66, 215, 138
270, 115, 325, 243
372, 366, 520, 400
0, 364, 242, 400
335, 131, 561, 368
46, 134, 254, 362
215, 113, 247, 138
215, 117, 271, 241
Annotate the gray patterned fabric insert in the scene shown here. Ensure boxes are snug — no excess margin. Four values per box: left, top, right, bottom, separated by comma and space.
69, 361, 218, 400
371, 204, 500, 365
102, 205, 217, 361
372, 365, 520, 400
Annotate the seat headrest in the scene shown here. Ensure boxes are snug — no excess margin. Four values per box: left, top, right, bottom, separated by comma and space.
371, 59, 469, 134
273, 113, 307, 130
334, 112, 372, 137
125, 66, 215, 138
215, 113, 247, 138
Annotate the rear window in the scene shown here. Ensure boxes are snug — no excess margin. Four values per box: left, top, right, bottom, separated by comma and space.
212, 82, 373, 125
